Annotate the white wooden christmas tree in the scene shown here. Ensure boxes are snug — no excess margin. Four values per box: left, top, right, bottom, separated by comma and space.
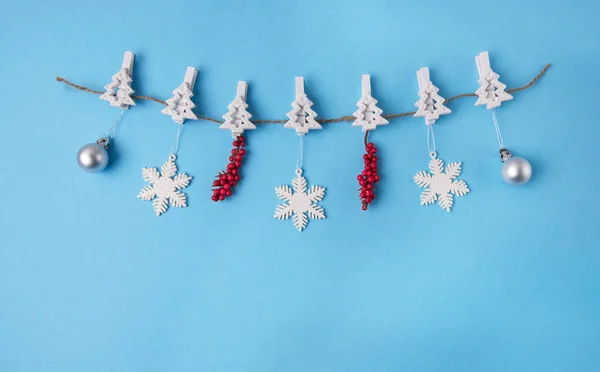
100, 51, 136, 109
220, 81, 255, 137
474, 51, 513, 110
284, 77, 321, 136
161, 67, 198, 124
414, 67, 451, 125
352, 74, 388, 131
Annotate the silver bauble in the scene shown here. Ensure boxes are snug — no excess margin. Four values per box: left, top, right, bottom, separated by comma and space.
77, 139, 109, 173
501, 156, 532, 185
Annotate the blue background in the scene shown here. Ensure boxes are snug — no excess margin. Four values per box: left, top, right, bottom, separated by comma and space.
1, 0, 598, 371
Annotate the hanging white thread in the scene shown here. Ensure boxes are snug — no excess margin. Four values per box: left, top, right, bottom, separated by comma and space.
491, 109, 504, 149
170, 123, 183, 156
296, 135, 304, 169
427, 124, 436, 154
104, 108, 125, 140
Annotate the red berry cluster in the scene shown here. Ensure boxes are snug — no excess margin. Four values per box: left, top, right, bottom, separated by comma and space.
357, 142, 380, 211
211, 135, 246, 202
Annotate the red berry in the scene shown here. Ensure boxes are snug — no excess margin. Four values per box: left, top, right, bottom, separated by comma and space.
356, 175, 364, 181
371, 156, 378, 162
362, 170, 368, 176
374, 175, 380, 182
368, 176, 375, 183
366, 183, 373, 189
370, 148, 378, 154
235, 161, 241, 168
211, 195, 218, 201
226, 190, 233, 197
359, 179, 366, 186
231, 169, 238, 175
362, 205, 368, 211
234, 175, 240, 181
235, 154, 242, 161
233, 140, 240, 147
359, 191, 366, 198
219, 188, 226, 195
365, 190, 373, 197
231, 149, 237, 154
219, 194, 225, 201
365, 197, 373, 203
371, 194, 376, 200
238, 135, 245, 141
239, 149, 246, 155
213, 180, 221, 186
366, 170, 372, 176
240, 142, 245, 147
223, 183, 231, 190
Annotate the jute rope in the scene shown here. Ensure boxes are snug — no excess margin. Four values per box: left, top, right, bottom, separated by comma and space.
56, 64, 550, 125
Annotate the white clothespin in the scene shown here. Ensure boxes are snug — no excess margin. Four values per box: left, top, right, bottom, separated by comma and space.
474, 51, 513, 110
100, 51, 136, 109
284, 76, 321, 136
414, 67, 451, 126
122, 51, 134, 74
361, 74, 371, 96
162, 66, 198, 124
220, 81, 255, 137
183, 66, 198, 91
351, 74, 388, 131
237, 80, 247, 101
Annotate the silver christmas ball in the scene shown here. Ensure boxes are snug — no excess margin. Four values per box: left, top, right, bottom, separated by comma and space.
501, 156, 532, 185
77, 141, 109, 173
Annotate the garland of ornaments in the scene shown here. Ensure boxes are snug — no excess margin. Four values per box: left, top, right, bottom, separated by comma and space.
71, 51, 545, 231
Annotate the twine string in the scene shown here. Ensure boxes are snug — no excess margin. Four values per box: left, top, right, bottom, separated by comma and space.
56, 63, 550, 125
491, 109, 504, 149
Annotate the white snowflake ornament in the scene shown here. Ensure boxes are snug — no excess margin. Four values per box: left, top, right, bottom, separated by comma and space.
274, 168, 326, 232
138, 154, 192, 216
414, 152, 470, 212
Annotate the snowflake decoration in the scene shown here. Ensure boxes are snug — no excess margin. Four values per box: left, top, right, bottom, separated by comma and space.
274, 168, 325, 232
137, 154, 192, 216
414, 152, 470, 212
